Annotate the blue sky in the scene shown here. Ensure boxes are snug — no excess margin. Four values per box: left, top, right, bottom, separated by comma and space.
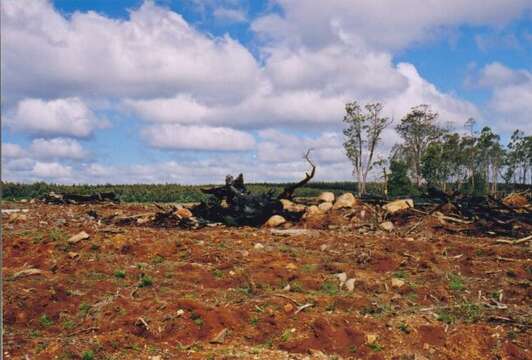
2, 0, 531, 184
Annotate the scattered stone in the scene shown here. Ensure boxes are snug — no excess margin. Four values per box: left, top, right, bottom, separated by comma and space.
283, 303, 294, 313
383, 199, 414, 214
286, 263, 298, 271
68, 252, 79, 259
210, 328, 228, 344
367, 334, 378, 344
335, 272, 347, 287
320, 244, 328, 251
240, 250, 249, 257
67, 231, 90, 244
333, 193, 357, 210
391, 278, 405, 288
136, 217, 150, 225
283, 284, 291, 291
264, 215, 286, 228
176, 309, 185, 317
379, 221, 395, 232
318, 202, 333, 212
345, 278, 355, 291
318, 192, 335, 203
254, 243, 264, 250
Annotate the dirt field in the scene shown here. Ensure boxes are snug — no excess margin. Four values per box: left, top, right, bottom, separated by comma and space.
2, 201, 530, 359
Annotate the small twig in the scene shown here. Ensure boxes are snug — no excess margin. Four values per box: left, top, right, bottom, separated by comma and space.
67, 326, 99, 337
495, 234, 531, 245
295, 303, 314, 314
271, 293, 302, 307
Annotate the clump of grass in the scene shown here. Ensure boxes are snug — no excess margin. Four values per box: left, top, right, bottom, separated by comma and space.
152, 255, 165, 264
81, 350, 94, 360
320, 280, 339, 295
114, 270, 126, 279
290, 281, 305, 293
139, 274, 153, 287
250, 317, 259, 326
448, 273, 465, 291
62, 319, 76, 330
190, 311, 203, 326
48, 228, 66, 242
398, 322, 411, 334
301, 264, 319, 273
79, 303, 92, 316
436, 309, 455, 324
368, 342, 383, 352
212, 269, 223, 278
393, 270, 408, 279
280, 329, 292, 342
39, 314, 53, 327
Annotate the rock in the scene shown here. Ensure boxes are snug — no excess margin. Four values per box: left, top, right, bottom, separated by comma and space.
254, 243, 264, 250
67, 231, 90, 244
209, 328, 228, 344
366, 334, 378, 344
382, 199, 414, 214
280, 199, 306, 212
318, 192, 335, 203
175, 207, 193, 218
282, 284, 291, 291
320, 244, 328, 251
303, 205, 322, 218
68, 252, 79, 259
379, 221, 395, 232
286, 263, 298, 271
333, 193, 357, 210
283, 303, 294, 313
335, 272, 347, 286
391, 278, 405, 288
318, 202, 333, 212
264, 215, 286, 227
176, 309, 185, 317
345, 278, 355, 291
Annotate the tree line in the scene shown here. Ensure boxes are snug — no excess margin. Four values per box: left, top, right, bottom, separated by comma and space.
343, 102, 531, 196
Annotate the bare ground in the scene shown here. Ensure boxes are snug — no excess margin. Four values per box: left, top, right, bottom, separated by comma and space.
2, 202, 531, 359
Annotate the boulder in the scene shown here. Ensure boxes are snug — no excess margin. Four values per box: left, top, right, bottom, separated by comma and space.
318, 192, 335, 203
264, 215, 286, 227
333, 193, 357, 210
382, 199, 414, 214
280, 199, 306, 212
303, 205, 322, 218
318, 202, 333, 212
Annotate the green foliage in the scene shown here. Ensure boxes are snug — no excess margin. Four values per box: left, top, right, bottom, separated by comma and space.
320, 280, 339, 295
448, 273, 465, 291
81, 350, 95, 360
114, 270, 126, 279
39, 314, 53, 327
388, 160, 416, 196
139, 274, 153, 287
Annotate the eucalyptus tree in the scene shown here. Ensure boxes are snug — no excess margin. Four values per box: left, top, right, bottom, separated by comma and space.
395, 105, 445, 186
343, 101, 391, 195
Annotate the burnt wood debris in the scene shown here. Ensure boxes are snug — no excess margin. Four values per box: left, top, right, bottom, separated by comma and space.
38, 150, 530, 239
